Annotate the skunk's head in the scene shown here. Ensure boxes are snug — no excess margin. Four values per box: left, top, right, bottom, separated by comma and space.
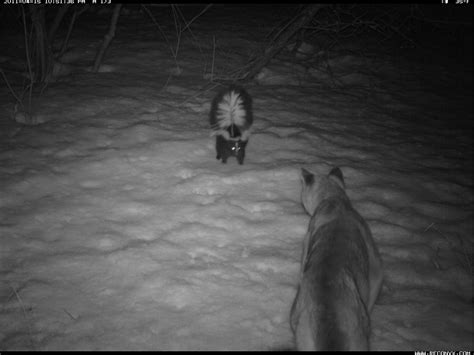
230, 139, 247, 165
229, 140, 244, 155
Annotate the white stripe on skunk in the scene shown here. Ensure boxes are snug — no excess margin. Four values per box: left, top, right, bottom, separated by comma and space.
216, 90, 246, 127
209, 85, 253, 141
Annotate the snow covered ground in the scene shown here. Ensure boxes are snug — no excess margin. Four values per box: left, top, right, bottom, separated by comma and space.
0, 5, 472, 351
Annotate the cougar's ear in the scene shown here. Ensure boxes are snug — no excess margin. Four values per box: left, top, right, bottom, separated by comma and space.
300, 168, 314, 186
328, 167, 345, 189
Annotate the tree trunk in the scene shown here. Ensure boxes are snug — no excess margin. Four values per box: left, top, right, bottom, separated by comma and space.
92, 4, 122, 73
29, 5, 53, 83
48, 5, 71, 44
241, 4, 326, 81
59, 6, 90, 57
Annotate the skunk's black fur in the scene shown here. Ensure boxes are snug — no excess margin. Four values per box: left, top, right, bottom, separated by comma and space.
215, 124, 247, 165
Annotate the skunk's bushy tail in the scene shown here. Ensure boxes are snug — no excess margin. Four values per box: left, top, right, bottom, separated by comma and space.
210, 85, 253, 139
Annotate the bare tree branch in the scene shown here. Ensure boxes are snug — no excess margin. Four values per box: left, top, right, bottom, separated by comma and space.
92, 4, 122, 73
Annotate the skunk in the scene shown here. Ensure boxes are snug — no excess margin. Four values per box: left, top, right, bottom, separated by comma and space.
210, 85, 253, 164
